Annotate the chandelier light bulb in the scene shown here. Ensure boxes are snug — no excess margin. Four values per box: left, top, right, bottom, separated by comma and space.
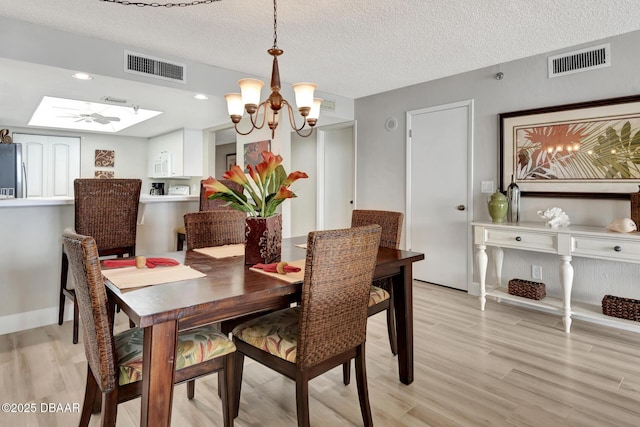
292, 83, 317, 114
224, 93, 244, 121
239, 78, 264, 112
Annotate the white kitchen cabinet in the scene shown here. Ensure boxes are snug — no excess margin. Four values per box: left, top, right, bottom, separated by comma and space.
13, 134, 80, 197
148, 128, 203, 178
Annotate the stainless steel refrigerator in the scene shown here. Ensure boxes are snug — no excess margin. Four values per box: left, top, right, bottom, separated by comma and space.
0, 143, 24, 198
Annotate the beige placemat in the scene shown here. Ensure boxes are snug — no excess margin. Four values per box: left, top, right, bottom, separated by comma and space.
102, 265, 206, 290
194, 244, 245, 259
249, 259, 306, 283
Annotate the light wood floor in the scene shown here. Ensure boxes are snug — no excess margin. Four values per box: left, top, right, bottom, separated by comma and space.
2, 281, 640, 426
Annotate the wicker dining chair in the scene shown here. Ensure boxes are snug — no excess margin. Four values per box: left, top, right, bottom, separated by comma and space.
58, 178, 142, 344
183, 210, 246, 250
62, 228, 236, 427
176, 179, 244, 250
231, 225, 382, 427
343, 209, 404, 385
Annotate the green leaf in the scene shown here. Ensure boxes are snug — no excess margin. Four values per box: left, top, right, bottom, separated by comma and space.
621, 121, 631, 146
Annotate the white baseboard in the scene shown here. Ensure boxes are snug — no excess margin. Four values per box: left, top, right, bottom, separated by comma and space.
0, 303, 74, 335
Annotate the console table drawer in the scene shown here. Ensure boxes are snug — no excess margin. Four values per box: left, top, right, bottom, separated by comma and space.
572, 236, 640, 262
485, 229, 556, 252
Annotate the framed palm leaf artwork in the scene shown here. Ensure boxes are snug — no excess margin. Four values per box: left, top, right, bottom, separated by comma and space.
500, 95, 640, 199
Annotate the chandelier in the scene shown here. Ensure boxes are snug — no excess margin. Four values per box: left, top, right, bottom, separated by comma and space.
225, 0, 321, 138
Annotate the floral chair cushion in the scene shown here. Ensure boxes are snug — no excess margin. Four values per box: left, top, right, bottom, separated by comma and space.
369, 285, 390, 306
115, 326, 235, 386
232, 307, 300, 363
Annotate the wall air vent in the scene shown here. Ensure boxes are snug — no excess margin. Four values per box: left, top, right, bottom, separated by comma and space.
548, 43, 610, 78
124, 50, 186, 84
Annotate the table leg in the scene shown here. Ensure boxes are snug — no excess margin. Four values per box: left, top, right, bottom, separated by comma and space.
559, 255, 574, 333
393, 263, 414, 385
493, 246, 504, 288
476, 244, 487, 311
141, 321, 178, 427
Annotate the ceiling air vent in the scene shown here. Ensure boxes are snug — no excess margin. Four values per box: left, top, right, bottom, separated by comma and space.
548, 43, 610, 78
124, 50, 186, 83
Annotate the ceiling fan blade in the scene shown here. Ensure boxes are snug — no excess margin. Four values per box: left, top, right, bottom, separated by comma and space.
92, 117, 111, 125
91, 113, 120, 122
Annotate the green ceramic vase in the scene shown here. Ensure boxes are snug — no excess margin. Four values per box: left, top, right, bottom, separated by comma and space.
487, 191, 508, 223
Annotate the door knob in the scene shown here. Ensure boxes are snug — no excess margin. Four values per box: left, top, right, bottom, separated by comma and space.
457, 205, 466, 211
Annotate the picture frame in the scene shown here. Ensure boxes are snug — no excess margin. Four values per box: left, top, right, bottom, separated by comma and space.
226, 153, 236, 171
243, 140, 270, 172
500, 94, 640, 199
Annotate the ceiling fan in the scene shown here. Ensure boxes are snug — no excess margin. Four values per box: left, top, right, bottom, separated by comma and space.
70, 112, 121, 125
55, 103, 121, 125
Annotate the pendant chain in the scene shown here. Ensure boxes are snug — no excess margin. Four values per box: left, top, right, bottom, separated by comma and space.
98, 0, 221, 7
272, 0, 278, 49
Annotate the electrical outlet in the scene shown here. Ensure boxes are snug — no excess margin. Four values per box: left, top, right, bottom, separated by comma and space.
532, 265, 543, 280
481, 181, 495, 193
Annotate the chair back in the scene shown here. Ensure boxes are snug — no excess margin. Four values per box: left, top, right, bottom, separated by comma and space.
62, 228, 117, 393
74, 179, 142, 255
199, 179, 244, 211
184, 210, 246, 249
297, 225, 381, 369
351, 209, 403, 249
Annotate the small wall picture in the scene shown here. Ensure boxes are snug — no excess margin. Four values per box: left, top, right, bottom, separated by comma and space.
95, 149, 115, 167
243, 140, 270, 172
226, 153, 237, 171
95, 170, 114, 179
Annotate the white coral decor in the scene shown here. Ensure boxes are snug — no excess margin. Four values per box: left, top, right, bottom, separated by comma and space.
537, 207, 570, 228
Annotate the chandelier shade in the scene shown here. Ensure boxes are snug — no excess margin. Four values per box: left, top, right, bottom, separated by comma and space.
225, 0, 321, 138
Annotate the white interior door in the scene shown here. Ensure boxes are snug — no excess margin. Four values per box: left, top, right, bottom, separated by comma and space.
407, 101, 473, 291
318, 123, 356, 230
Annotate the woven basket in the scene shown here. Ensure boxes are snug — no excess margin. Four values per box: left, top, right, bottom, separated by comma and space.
602, 295, 640, 321
508, 279, 546, 300
631, 187, 640, 231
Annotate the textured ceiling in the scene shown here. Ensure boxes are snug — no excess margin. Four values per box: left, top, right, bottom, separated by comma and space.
2, 0, 640, 99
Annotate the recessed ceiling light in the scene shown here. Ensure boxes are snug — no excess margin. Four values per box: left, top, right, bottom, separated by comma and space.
72, 72, 93, 80
194, 94, 209, 100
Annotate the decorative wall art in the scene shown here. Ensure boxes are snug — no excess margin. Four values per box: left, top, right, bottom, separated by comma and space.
226, 153, 237, 171
500, 95, 640, 199
243, 140, 270, 172
94, 149, 115, 167
95, 170, 114, 179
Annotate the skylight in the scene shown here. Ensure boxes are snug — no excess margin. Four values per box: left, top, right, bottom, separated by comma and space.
28, 96, 162, 133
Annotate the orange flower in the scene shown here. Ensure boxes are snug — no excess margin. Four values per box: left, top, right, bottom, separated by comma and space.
274, 186, 295, 200
202, 176, 231, 198
222, 165, 249, 186
283, 171, 308, 187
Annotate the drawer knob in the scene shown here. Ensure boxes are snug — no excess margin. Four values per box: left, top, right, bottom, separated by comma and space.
614, 245, 622, 252
515, 236, 522, 242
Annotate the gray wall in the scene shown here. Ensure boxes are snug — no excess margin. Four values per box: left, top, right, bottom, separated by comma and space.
355, 30, 640, 304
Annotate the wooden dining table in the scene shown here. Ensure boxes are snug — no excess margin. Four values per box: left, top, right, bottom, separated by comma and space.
104, 236, 424, 427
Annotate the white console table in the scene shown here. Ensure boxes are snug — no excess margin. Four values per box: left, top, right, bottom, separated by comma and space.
472, 221, 640, 333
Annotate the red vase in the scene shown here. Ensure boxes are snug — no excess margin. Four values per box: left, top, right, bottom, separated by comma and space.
244, 214, 282, 265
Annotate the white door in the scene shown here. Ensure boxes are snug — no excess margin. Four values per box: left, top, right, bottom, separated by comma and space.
406, 101, 473, 291
318, 122, 356, 230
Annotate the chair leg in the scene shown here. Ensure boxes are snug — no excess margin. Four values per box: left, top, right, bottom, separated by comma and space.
58, 250, 68, 325
79, 370, 98, 427
342, 361, 351, 385
232, 351, 244, 418
187, 380, 195, 400
73, 298, 80, 344
221, 353, 235, 427
387, 288, 398, 356
295, 371, 311, 427
354, 344, 373, 427
100, 389, 118, 427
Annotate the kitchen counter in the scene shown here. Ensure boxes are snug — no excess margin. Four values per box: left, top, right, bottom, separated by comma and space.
0, 194, 198, 207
